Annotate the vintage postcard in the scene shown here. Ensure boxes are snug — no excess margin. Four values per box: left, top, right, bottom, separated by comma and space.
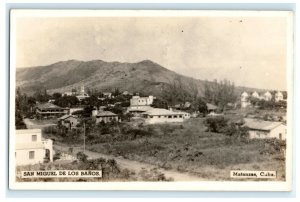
9, 9, 293, 191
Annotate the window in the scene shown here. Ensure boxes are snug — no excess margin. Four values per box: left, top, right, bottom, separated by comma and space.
174, 115, 177, 118
29, 151, 35, 159
150, 116, 153, 118
179, 115, 183, 118
158, 116, 161, 118
168, 116, 172, 118
32, 135, 37, 142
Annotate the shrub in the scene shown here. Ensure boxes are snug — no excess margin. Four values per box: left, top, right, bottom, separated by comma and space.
204, 116, 228, 133
224, 123, 249, 139
76, 152, 88, 163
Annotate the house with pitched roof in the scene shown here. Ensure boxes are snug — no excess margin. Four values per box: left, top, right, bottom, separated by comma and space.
263, 91, 273, 101
127, 95, 156, 115
241, 91, 251, 108
252, 91, 260, 99
36, 103, 68, 119
58, 114, 79, 129
275, 91, 284, 102
243, 118, 286, 140
95, 111, 119, 124
141, 108, 190, 124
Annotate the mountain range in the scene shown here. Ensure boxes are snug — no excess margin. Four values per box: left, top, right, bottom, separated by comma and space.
16, 59, 265, 98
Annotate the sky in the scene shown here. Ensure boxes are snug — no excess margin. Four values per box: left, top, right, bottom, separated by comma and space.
16, 16, 288, 90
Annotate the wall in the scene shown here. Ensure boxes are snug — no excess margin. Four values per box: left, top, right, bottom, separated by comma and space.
16, 129, 42, 144
248, 130, 269, 139
145, 115, 185, 124
96, 116, 119, 124
269, 124, 286, 140
15, 148, 45, 166
43, 139, 54, 162
130, 96, 154, 106
248, 124, 286, 140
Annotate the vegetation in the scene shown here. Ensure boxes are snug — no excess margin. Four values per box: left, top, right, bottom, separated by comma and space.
204, 79, 237, 110
204, 116, 229, 133
45, 116, 285, 181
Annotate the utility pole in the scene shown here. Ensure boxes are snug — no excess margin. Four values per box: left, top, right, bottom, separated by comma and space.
83, 122, 86, 154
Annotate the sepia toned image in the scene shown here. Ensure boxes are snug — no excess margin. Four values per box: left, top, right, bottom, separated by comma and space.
9, 10, 293, 191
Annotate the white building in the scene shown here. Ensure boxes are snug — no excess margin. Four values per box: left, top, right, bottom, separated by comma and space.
275, 91, 284, 102
130, 95, 154, 106
15, 129, 53, 166
241, 91, 251, 108
76, 85, 90, 101
244, 118, 286, 140
128, 95, 155, 114
141, 108, 190, 124
58, 114, 79, 129
95, 111, 119, 124
252, 91, 260, 99
263, 91, 272, 101
63, 91, 73, 96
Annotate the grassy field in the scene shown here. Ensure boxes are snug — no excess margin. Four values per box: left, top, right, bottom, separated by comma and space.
86, 117, 286, 181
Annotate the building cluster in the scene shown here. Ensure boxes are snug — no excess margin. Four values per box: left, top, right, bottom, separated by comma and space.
16, 85, 288, 167
240, 91, 284, 108
63, 85, 90, 101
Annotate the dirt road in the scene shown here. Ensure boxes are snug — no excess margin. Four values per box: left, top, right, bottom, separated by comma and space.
24, 118, 56, 129
53, 143, 203, 181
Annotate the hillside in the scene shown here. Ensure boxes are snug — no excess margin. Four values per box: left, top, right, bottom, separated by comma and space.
16, 59, 267, 100
16, 59, 207, 97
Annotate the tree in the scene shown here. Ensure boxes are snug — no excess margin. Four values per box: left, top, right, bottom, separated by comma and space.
112, 88, 121, 97
85, 95, 100, 108
249, 97, 260, 106
77, 152, 88, 163
52, 92, 62, 100
54, 96, 79, 108
163, 76, 193, 105
33, 88, 51, 103
195, 98, 208, 114
225, 123, 248, 138
151, 98, 168, 109
15, 87, 27, 129
204, 79, 236, 111
204, 116, 228, 133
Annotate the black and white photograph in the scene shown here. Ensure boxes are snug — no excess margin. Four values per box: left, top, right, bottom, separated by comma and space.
9, 9, 293, 191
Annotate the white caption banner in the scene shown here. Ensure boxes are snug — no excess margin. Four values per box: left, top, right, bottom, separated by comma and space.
230, 170, 277, 179
20, 170, 102, 178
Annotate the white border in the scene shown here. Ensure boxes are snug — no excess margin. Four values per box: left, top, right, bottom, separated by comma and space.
9, 9, 294, 191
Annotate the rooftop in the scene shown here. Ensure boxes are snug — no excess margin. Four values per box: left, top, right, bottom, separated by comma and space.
243, 118, 283, 131
96, 111, 117, 117
37, 102, 62, 110
16, 129, 42, 135
142, 108, 187, 116
206, 103, 218, 110
58, 114, 76, 120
